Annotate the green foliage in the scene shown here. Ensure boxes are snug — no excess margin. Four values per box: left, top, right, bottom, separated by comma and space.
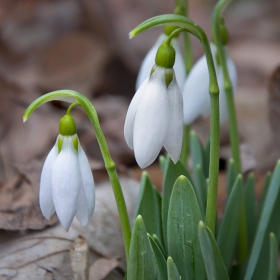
127, 216, 159, 280
268, 233, 278, 280
167, 176, 206, 279
167, 257, 181, 280
199, 221, 229, 280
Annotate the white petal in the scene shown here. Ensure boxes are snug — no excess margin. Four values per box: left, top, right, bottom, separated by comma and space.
39, 138, 59, 219
76, 143, 95, 225
172, 38, 187, 90
133, 67, 169, 168
136, 34, 167, 90
51, 137, 82, 231
124, 79, 149, 149
182, 53, 210, 124
164, 75, 184, 163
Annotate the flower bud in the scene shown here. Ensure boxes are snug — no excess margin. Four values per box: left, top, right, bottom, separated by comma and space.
155, 43, 176, 69
59, 115, 77, 136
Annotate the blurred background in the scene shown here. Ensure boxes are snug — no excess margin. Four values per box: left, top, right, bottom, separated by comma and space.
0, 0, 279, 277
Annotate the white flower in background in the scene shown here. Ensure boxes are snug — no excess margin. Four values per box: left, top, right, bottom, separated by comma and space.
182, 43, 237, 125
136, 33, 186, 90
125, 65, 183, 168
40, 115, 95, 231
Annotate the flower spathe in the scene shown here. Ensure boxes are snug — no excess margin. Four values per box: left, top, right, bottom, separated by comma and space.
136, 34, 186, 90
182, 43, 237, 124
40, 134, 95, 231
125, 66, 183, 168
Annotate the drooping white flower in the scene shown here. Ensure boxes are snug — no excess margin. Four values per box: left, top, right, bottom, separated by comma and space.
125, 66, 183, 168
182, 43, 237, 125
136, 34, 186, 90
40, 115, 95, 231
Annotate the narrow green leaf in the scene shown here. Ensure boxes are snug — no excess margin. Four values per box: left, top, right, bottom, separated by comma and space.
245, 160, 280, 280
167, 176, 206, 280
226, 159, 237, 199
258, 172, 272, 219
190, 130, 207, 178
195, 164, 207, 219
244, 173, 257, 251
162, 156, 194, 249
199, 221, 229, 280
153, 234, 167, 258
217, 175, 243, 271
127, 215, 159, 280
159, 155, 167, 174
268, 232, 278, 280
167, 257, 181, 280
136, 172, 163, 244
148, 234, 168, 280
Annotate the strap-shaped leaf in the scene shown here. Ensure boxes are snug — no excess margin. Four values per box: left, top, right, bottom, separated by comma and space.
167, 257, 181, 280
136, 172, 163, 244
268, 232, 278, 280
258, 172, 271, 219
127, 215, 159, 280
203, 135, 211, 179
245, 161, 280, 280
244, 173, 257, 251
162, 156, 194, 249
217, 175, 242, 270
199, 221, 229, 280
195, 164, 207, 219
167, 176, 206, 280
148, 234, 168, 280
226, 159, 237, 199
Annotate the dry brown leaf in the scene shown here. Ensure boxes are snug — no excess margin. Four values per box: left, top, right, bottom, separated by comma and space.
89, 258, 119, 280
0, 178, 139, 279
70, 236, 89, 280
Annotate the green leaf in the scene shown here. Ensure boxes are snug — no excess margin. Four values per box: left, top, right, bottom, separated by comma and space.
136, 172, 163, 244
148, 234, 168, 280
195, 164, 207, 219
244, 173, 257, 251
217, 175, 243, 271
162, 156, 194, 249
190, 131, 208, 216
198, 221, 229, 280
245, 161, 280, 280
226, 159, 237, 199
153, 234, 167, 258
167, 176, 206, 280
167, 257, 181, 280
127, 215, 159, 280
258, 172, 271, 219
268, 232, 278, 280
159, 155, 167, 174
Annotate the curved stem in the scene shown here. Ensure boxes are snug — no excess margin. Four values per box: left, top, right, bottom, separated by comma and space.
212, 0, 246, 262
67, 102, 80, 115
130, 15, 220, 233
23, 90, 131, 261
212, 0, 242, 174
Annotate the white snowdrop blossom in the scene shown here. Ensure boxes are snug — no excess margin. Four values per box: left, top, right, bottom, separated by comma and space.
125, 66, 183, 168
40, 131, 95, 231
136, 34, 186, 90
182, 43, 237, 125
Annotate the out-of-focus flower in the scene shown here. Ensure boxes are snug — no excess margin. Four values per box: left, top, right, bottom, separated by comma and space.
125, 42, 183, 168
40, 115, 95, 231
136, 33, 186, 90
182, 43, 237, 124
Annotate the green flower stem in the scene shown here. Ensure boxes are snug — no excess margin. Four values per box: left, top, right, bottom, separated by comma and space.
130, 14, 220, 234
212, 0, 247, 263
212, 0, 242, 174
23, 90, 131, 261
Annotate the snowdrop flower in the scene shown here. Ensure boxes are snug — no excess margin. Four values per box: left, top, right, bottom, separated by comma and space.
40, 114, 95, 231
182, 43, 237, 124
125, 43, 183, 168
136, 33, 186, 90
